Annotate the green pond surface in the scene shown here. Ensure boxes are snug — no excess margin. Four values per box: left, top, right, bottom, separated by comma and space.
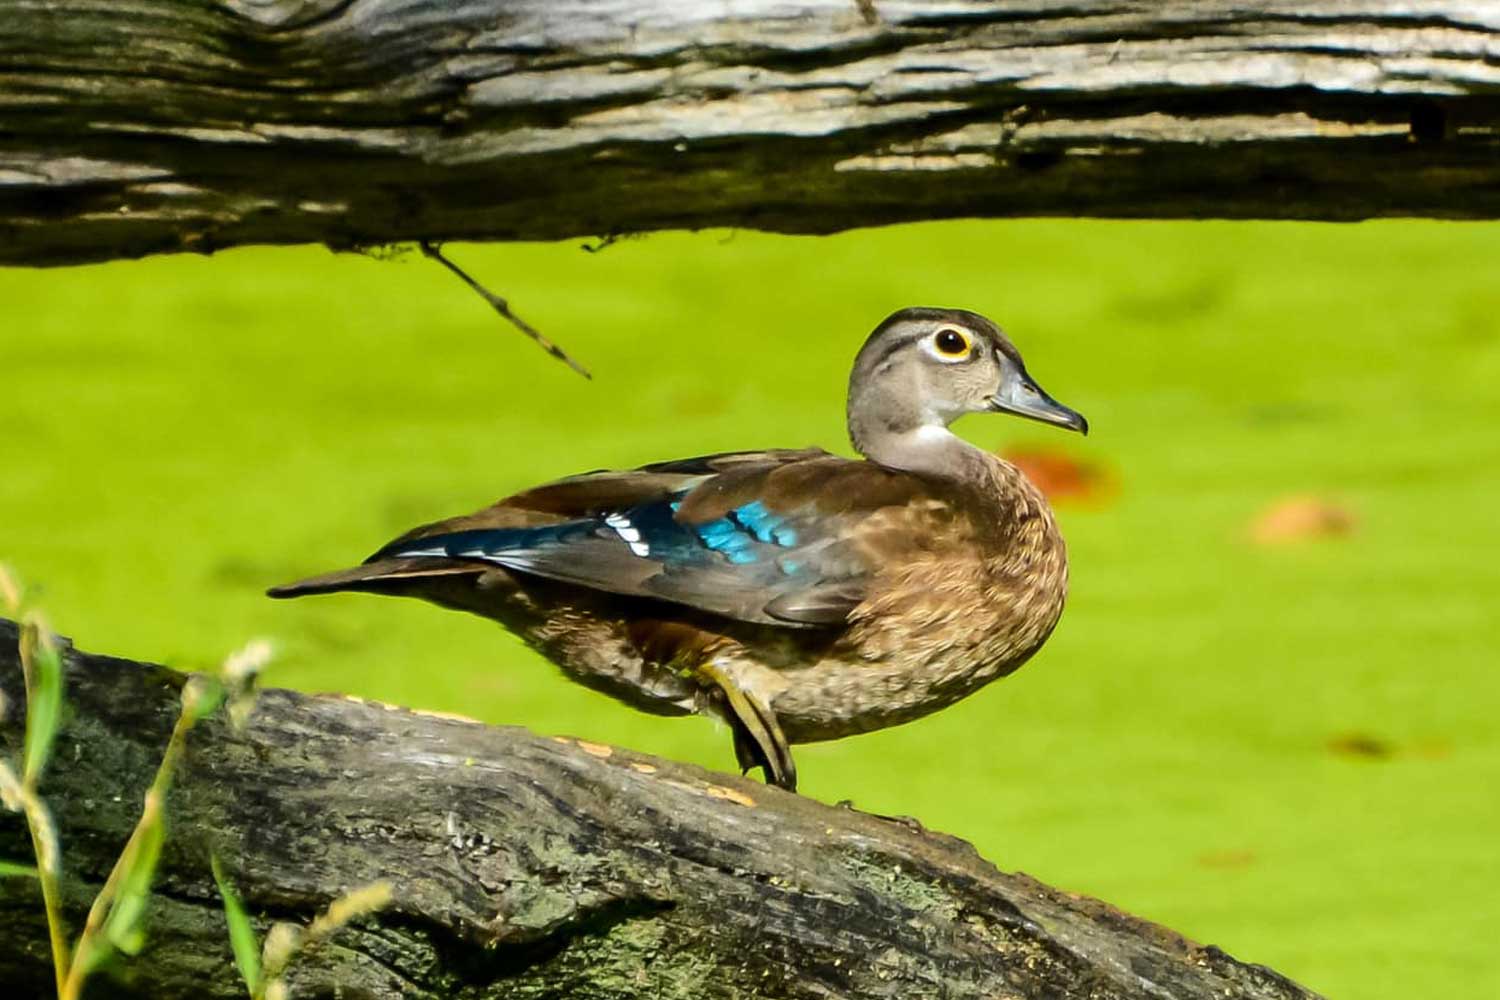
3, 220, 1497, 997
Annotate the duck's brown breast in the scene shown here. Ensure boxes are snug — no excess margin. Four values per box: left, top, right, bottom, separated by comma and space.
760, 461, 1070, 741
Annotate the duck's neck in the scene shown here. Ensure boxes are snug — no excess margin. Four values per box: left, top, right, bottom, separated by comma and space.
854, 420, 1056, 551
852, 422, 995, 485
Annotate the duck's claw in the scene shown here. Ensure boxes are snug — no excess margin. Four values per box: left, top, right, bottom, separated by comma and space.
698, 661, 797, 792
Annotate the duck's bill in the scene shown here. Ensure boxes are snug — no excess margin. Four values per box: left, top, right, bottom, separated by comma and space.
988, 373, 1089, 435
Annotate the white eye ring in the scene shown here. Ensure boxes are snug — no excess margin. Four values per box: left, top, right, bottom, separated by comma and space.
922, 328, 972, 363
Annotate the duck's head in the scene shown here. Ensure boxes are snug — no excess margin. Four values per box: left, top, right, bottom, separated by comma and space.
847, 307, 1086, 473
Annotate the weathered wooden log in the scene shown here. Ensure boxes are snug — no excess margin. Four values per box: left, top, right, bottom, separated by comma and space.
1, 1, 1498, 266
0, 619, 1319, 999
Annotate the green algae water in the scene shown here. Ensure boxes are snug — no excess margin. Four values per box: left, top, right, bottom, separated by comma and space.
3, 220, 1497, 997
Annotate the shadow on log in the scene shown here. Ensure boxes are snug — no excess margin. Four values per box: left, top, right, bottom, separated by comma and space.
0, 620, 1320, 999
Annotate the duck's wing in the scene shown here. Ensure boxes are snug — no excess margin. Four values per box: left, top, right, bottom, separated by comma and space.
364, 449, 943, 628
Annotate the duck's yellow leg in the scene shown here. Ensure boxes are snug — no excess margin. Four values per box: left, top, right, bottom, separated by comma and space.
696, 660, 797, 792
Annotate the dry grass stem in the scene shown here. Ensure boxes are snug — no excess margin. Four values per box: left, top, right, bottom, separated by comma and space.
419, 241, 591, 379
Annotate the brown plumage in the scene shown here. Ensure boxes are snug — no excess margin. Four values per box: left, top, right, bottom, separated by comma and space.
270, 307, 1088, 791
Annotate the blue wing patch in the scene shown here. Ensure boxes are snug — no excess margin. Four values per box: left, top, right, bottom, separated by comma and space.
678, 501, 801, 565
360, 451, 892, 629
383, 495, 807, 572
374, 491, 853, 626
730, 500, 799, 547
697, 519, 758, 564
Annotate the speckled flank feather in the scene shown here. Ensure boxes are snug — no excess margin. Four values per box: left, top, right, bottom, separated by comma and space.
269, 307, 1086, 789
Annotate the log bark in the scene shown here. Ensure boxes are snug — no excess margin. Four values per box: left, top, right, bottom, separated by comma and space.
1, 1, 1498, 266
0, 619, 1320, 999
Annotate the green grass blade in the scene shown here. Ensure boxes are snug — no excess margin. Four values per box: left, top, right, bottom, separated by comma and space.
19, 620, 64, 785
183, 674, 225, 725
211, 854, 262, 997
100, 803, 165, 959
0, 564, 20, 614
0, 858, 39, 879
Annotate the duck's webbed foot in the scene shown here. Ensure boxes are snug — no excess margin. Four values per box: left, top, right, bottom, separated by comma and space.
697, 661, 797, 792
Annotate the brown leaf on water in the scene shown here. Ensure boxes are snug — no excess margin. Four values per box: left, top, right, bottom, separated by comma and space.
1249, 495, 1357, 544
1326, 732, 1393, 760
1326, 733, 1453, 761
1001, 448, 1116, 506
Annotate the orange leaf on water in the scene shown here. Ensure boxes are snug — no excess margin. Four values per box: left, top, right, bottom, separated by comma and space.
1001, 448, 1116, 507
1250, 496, 1357, 544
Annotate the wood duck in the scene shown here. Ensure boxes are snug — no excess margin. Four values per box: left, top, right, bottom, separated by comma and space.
270, 308, 1087, 792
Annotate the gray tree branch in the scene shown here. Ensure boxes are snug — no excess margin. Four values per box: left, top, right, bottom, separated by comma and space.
0, 620, 1320, 999
1, 1, 1498, 266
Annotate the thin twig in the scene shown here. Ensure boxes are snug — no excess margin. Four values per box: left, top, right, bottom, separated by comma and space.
580, 233, 620, 254
419, 241, 591, 379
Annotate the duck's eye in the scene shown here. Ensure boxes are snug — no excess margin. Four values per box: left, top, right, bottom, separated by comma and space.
933, 329, 971, 357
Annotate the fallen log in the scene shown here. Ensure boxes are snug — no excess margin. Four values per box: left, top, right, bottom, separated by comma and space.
0, 620, 1320, 999
2, 1, 1498, 265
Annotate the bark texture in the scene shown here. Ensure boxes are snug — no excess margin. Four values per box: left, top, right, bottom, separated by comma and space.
1, 1, 1498, 266
0, 619, 1321, 999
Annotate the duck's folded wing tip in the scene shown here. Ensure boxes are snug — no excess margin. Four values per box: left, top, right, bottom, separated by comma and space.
267, 558, 482, 599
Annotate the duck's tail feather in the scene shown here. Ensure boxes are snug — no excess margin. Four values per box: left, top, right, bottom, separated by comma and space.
266, 557, 482, 599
